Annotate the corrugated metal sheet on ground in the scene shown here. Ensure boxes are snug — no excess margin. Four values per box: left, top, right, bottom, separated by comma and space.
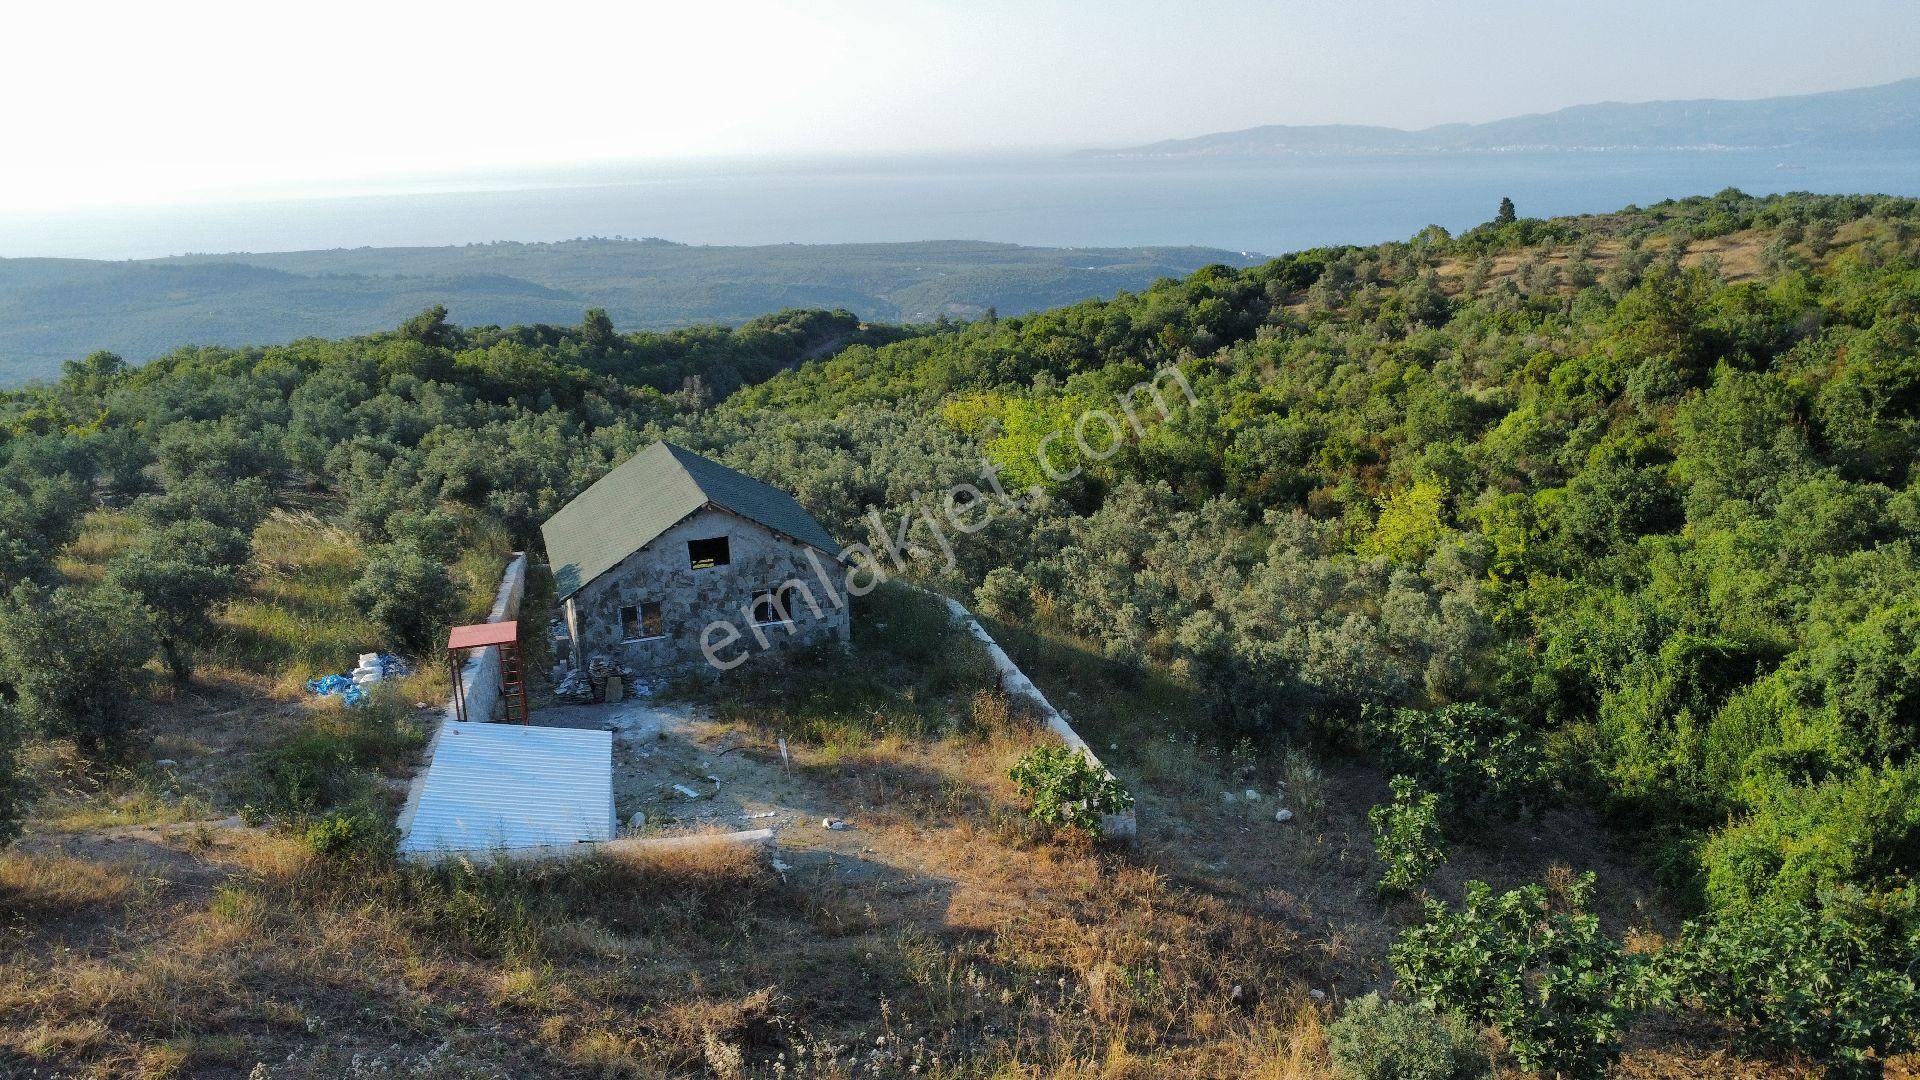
399, 722, 615, 855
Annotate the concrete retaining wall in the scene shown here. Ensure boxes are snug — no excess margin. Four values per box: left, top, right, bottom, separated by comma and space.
446, 553, 529, 725
940, 596, 1139, 842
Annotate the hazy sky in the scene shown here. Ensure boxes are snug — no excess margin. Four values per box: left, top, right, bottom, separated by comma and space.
4, 0, 1915, 212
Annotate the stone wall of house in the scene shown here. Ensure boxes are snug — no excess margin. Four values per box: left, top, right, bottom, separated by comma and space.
565, 507, 849, 678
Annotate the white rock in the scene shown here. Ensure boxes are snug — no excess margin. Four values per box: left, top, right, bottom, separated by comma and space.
823, 817, 851, 831
1274, 808, 1295, 823
1244, 788, 1260, 801
672, 784, 702, 799
1309, 988, 1326, 1002
155, 759, 178, 767
628, 811, 646, 830
1221, 792, 1239, 803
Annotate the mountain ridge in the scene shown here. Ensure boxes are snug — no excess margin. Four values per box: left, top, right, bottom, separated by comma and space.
0, 238, 1261, 384
1087, 76, 1920, 157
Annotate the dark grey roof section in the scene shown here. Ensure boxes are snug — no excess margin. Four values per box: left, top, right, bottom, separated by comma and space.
542, 441, 841, 599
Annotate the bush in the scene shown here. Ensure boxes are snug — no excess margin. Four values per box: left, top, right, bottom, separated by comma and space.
975, 566, 1034, 622
1008, 742, 1132, 836
1390, 873, 1635, 1080
347, 540, 459, 657
1648, 885, 1920, 1079
1371, 776, 1447, 896
251, 701, 426, 815
136, 474, 273, 535
0, 701, 25, 848
1369, 703, 1550, 821
1701, 763, 1920, 913
107, 519, 250, 682
0, 581, 157, 756
304, 807, 393, 859
1327, 993, 1489, 1080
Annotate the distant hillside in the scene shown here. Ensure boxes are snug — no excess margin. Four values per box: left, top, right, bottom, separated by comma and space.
0, 238, 1259, 385
1090, 76, 1920, 157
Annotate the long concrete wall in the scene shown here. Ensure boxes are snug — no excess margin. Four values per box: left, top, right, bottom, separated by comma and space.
450, 553, 528, 723
939, 596, 1139, 842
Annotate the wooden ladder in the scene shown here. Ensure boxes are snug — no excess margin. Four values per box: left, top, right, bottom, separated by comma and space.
499, 641, 530, 724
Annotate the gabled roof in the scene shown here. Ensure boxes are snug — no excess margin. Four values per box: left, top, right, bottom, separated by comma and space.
542, 441, 840, 599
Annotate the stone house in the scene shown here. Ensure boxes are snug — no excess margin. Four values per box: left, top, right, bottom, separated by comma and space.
541, 441, 849, 677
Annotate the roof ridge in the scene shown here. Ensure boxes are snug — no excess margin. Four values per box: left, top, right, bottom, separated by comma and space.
540, 439, 841, 599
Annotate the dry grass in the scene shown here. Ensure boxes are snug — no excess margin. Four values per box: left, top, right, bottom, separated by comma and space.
0, 850, 136, 913
9, 575, 1899, 1076
1, 586, 1337, 1077
53, 507, 144, 583
18, 741, 217, 832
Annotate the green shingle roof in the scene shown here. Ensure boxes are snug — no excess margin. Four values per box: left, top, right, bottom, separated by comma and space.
542, 441, 841, 599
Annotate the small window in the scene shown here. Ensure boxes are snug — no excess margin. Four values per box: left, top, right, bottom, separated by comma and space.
778, 582, 814, 622
752, 593, 783, 625
621, 602, 664, 641
687, 535, 731, 569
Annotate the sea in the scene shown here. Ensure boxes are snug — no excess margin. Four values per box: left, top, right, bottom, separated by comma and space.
5, 148, 1920, 262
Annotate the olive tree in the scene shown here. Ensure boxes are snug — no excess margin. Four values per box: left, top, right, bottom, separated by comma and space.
347, 541, 459, 657
0, 582, 156, 756
0, 699, 26, 847
108, 520, 251, 682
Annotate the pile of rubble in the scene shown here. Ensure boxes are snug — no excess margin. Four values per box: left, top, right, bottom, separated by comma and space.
553, 653, 663, 704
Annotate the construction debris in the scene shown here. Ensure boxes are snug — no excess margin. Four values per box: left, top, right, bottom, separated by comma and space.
554, 655, 663, 705
306, 653, 411, 707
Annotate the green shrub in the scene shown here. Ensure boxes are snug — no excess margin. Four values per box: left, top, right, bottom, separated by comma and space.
1701, 763, 1920, 912
1370, 776, 1447, 896
1369, 703, 1550, 821
347, 540, 458, 657
0, 580, 157, 756
304, 807, 393, 859
1648, 885, 1920, 1080
251, 701, 425, 815
1390, 873, 1635, 1080
1326, 992, 1488, 1080
975, 566, 1034, 622
107, 519, 250, 682
0, 700, 25, 848
1008, 742, 1133, 836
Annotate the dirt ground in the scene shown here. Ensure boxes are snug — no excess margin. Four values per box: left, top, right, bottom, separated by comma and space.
534, 698, 984, 896
526, 692, 1675, 1006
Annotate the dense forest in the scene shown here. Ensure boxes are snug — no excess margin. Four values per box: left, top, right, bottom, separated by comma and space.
0, 239, 1255, 383
3, 188, 1919, 1076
